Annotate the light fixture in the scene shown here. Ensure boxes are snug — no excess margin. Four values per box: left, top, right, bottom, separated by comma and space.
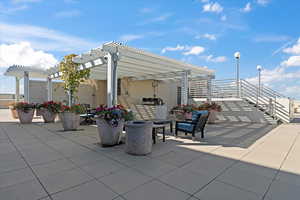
256, 65, 262, 71
234, 52, 241, 59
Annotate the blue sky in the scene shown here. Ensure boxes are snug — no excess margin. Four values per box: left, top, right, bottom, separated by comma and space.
1, 0, 300, 98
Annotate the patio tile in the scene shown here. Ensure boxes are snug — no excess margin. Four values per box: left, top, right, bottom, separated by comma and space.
109, 151, 152, 166
123, 180, 191, 200
182, 154, 234, 178
276, 170, 300, 186
81, 158, 125, 179
216, 166, 273, 196
156, 148, 203, 167
0, 167, 35, 188
32, 158, 77, 178
0, 142, 16, 155
158, 168, 214, 194
39, 168, 93, 194
0, 151, 27, 174
266, 179, 300, 200
99, 168, 152, 194
0, 178, 48, 200
52, 180, 118, 200
68, 151, 107, 166
21, 148, 64, 165
194, 180, 259, 200
131, 158, 177, 178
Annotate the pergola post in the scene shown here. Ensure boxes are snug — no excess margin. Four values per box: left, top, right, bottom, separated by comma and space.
24, 71, 29, 102
181, 71, 189, 105
15, 77, 20, 102
106, 52, 118, 107
47, 77, 53, 101
207, 76, 212, 102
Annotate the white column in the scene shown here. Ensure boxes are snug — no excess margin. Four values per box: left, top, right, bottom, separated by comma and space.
15, 77, 20, 102
106, 53, 118, 107
181, 71, 189, 105
47, 77, 53, 101
24, 71, 29, 102
207, 76, 212, 102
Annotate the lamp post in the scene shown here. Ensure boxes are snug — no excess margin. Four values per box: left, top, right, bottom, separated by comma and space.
256, 65, 262, 109
234, 52, 241, 98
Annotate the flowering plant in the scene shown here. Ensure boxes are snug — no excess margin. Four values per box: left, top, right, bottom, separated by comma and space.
170, 104, 196, 114
197, 102, 222, 112
59, 104, 86, 114
36, 101, 61, 113
95, 105, 134, 127
13, 102, 35, 113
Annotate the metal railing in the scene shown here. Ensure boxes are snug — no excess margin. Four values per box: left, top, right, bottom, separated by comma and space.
189, 78, 291, 123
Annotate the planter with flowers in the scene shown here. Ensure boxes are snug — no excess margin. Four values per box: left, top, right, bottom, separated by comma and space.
170, 104, 196, 120
198, 102, 222, 124
95, 105, 133, 147
58, 54, 90, 131
36, 101, 61, 123
14, 102, 35, 124
59, 104, 85, 131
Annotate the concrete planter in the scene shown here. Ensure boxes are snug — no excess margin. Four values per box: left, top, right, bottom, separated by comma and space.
155, 105, 168, 119
208, 110, 218, 124
9, 106, 18, 119
59, 112, 80, 131
125, 121, 153, 156
96, 119, 124, 147
17, 109, 34, 124
40, 109, 57, 123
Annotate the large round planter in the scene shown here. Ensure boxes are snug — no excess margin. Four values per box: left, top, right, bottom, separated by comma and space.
59, 112, 80, 131
96, 119, 124, 147
40, 109, 57, 123
125, 121, 153, 156
208, 110, 218, 124
17, 109, 34, 124
9, 106, 18, 119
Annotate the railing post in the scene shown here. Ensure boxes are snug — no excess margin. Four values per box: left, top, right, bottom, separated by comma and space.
24, 71, 29, 103
207, 76, 212, 102
181, 71, 189, 105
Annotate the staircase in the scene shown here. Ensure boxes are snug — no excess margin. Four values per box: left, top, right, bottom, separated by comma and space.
189, 79, 293, 124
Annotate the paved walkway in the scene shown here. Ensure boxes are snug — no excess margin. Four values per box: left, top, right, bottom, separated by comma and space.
0, 121, 299, 200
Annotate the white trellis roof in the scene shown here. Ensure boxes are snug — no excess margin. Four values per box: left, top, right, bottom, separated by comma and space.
48, 42, 215, 80
4, 65, 49, 78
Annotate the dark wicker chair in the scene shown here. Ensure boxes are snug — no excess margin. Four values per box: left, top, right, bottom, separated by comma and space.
80, 104, 95, 125
175, 110, 209, 140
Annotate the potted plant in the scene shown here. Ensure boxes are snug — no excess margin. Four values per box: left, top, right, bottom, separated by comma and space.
58, 54, 90, 130
59, 104, 85, 131
170, 104, 196, 120
14, 102, 35, 124
36, 101, 61, 123
8, 102, 18, 119
95, 105, 133, 147
198, 102, 222, 124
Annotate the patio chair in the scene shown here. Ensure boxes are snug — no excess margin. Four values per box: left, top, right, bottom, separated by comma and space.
80, 104, 95, 125
175, 110, 209, 140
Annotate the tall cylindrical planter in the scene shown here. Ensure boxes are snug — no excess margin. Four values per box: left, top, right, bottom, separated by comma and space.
59, 112, 80, 131
41, 109, 57, 123
208, 110, 218, 124
96, 119, 124, 147
17, 109, 34, 124
155, 105, 168, 119
125, 121, 153, 156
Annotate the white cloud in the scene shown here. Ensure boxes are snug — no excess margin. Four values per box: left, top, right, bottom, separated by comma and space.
54, 10, 81, 18
183, 46, 205, 56
196, 33, 217, 40
221, 15, 227, 21
161, 45, 186, 54
63, 0, 78, 3
283, 38, 300, 54
139, 7, 154, 14
203, 2, 223, 13
119, 34, 144, 42
281, 56, 300, 67
242, 2, 252, 12
0, 22, 96, 52
256, 0, 270, 6
202, 55, 227, 63
149, 13, 173, 22
11, 0, 41, 4
0, 3, 28, 15
254, 35, 290, 43
0, 42, 57, 69
200, 0, 209, 3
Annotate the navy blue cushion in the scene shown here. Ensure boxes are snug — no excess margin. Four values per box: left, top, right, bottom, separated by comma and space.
177, 122, 194, 132
192, 110, 208, 121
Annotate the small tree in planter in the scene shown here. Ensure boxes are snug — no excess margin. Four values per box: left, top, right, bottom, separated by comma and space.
58, 54, 90, 131
198, 102, 222, 124
95, 105, 133, 147
36, 101, 61, 123
14, 102, 35, 124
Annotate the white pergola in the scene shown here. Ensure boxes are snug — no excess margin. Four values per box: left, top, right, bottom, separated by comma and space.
5, 42, 215, 105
